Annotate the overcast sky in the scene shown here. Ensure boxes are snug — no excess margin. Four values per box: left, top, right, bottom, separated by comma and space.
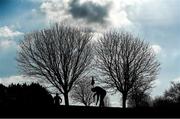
0, 0, 180, 107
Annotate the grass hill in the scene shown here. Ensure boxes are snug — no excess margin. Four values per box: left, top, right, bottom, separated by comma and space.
1, 105, 179, 118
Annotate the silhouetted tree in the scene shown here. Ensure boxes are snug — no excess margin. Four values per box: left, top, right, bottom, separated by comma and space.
6, 83, 54, 107
71, 77, 93, 106
164, 82, 180, 103
17, 23, 93, 106
95, 31, 160, 108
153, 96, 174, 108
26, 83, 54, 107
0, 84, 7, 107
128, 88, 152, 108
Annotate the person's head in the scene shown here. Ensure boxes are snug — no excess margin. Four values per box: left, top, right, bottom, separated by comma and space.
91, 88, 95, 92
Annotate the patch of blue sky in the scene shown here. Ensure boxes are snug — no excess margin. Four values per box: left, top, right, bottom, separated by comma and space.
0, 46, 18, 77
0, 0, 44, 31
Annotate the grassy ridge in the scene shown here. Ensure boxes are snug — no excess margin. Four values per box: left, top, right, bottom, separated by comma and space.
0, 105, 179, 118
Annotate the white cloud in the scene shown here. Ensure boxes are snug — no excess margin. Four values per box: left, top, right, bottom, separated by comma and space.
108, 9, 132, 27
32, 0, 180, 44
0, 26, 23, 51
0, 40, 16, 50
107, 0, 147, 28
38, 0, 147, 31
151, 79, 162, 97
0, 75, 58, 91
151, 44, 162, 54
0, 75, 38, 86
40, 0, 71, 23
173, 77, 180, 83
153, 79, 161, 87
128, 0, 180, 28
0, 26, 23, 38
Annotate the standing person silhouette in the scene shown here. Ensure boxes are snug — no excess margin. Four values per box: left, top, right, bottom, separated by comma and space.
54, 93, 62, 107
91, 86, 106, 107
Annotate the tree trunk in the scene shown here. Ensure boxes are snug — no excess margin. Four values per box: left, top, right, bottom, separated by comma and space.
63, 92, 69, 106
122, 93, 127, 108
84, 103, 88, 106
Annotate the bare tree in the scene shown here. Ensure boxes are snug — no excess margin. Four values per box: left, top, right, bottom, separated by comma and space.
95, 31, 160, 108
16, 23, 93, 106
71, 77, 93, 106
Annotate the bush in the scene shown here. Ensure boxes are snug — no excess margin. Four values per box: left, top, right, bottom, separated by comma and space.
0, 83, 54, 108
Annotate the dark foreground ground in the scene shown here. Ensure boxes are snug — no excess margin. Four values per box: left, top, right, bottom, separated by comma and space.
0, 105, 180, 118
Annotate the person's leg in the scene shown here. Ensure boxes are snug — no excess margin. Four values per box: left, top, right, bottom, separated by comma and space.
100, 96, 104, 107
102, 96, 105, 107
99, 97, 102, 107
101, 93, 106, 107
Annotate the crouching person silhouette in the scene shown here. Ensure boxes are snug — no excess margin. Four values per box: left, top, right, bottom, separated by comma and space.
91, 86, 106, 107
54, 93, 62, 107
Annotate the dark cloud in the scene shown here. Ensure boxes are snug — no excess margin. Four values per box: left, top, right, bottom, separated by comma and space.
68, 0, 110, 23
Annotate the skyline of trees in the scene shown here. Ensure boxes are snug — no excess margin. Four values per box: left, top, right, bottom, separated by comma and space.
15, 23, 161, 108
